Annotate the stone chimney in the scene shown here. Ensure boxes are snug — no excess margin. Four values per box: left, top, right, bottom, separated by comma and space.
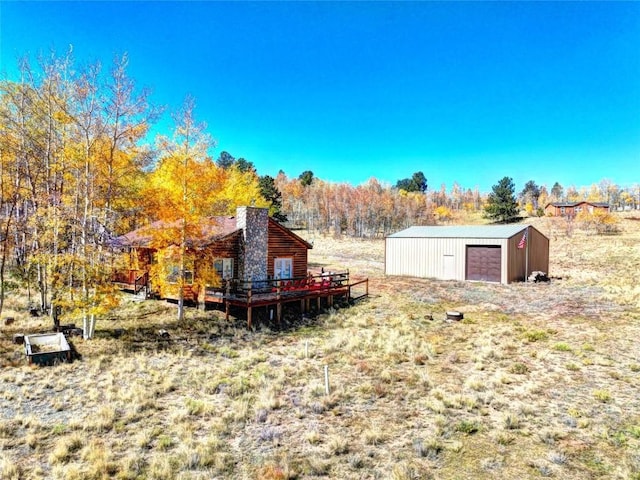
236, 206, 268, 282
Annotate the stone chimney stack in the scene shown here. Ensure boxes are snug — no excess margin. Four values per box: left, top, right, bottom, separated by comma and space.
237, 206, 268, 282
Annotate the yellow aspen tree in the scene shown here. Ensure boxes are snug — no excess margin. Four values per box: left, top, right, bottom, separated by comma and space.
144, 97, 214, 321
0, 96, 25, 315
97, 53, 160, 235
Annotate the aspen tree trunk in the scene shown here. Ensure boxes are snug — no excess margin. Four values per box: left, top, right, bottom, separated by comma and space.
82, 139, 91, 338
0, 160, 17, 317
177, 125, 190, 322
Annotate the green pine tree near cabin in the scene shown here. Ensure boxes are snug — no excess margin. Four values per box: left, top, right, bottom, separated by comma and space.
484, 176, 520, 223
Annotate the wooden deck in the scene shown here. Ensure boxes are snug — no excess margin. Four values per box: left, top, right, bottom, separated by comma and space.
114, 270, 368, 328
206, 271, 368, 327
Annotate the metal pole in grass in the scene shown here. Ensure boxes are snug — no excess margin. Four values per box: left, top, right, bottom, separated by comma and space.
324, 365, 330, 395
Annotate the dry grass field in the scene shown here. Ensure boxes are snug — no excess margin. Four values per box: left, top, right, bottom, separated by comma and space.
1, 214, 640, 479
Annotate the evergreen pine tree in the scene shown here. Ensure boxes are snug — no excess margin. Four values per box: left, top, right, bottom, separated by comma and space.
259, 175, 288, 222
484, 176, 520, 223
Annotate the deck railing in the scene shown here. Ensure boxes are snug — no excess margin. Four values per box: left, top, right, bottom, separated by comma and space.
112, 269, 148, 295
204, 271, 352, 300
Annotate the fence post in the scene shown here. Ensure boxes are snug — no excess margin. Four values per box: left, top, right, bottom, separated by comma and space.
324, 364, 330, 395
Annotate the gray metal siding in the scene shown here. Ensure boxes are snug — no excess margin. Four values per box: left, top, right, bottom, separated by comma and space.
385, 237, 509, 283
385, 225, 549, 284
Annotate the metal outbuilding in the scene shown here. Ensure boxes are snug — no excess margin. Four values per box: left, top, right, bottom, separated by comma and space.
385, 225, 549, 284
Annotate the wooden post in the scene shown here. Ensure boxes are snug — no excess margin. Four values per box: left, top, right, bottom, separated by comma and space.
247, 278, 253, 328
197, 285, 205, 311
324, 365, 330, 395
225, 280, 231, 321
276, 284, 282, 324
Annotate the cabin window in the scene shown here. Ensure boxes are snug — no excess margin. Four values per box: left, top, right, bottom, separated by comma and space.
274, 258, 293, 279
214, 258, 234, 280
575, 206, 582, 214
560, 207, 565, 214
166, 265, 194, 285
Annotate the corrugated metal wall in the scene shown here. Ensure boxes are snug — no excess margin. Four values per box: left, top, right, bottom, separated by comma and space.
528, 227, 550, 277
506, 227, 550, 283
385, 237, 509, 283
386, 226, 549, 284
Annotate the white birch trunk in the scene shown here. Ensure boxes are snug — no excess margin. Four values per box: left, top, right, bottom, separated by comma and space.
89, 314, 96, 339
83, 314, 89, 340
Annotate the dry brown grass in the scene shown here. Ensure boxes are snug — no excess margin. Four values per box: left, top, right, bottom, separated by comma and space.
1, 214, 640, 479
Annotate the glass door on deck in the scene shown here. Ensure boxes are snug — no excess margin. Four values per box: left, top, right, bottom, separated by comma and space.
274, 258, 293, 279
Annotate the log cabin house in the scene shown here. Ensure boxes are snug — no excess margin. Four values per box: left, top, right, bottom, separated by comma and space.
544, 201, 610, 218
113, 206, 368, 325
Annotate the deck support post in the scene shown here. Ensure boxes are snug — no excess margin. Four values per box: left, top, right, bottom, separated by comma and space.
276, 285, 282, 324
276, 282, 282, 325
225, 280, 231, 320
247, 278, 253, 328
197, 286, 205, 311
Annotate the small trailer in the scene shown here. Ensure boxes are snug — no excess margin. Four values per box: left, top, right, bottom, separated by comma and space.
24, 333, 72, 366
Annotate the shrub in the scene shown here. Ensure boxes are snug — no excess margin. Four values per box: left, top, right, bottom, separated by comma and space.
510, 362, 529, 374
522, 330, 549, 342
455, 420, 480, 435
576, 210, 620, 235
413, 438, 442, 459
593, 389, 612, 403
553, 342, 572, 352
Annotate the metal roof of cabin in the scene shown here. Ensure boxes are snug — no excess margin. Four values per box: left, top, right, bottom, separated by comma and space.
388, 225, 529, 239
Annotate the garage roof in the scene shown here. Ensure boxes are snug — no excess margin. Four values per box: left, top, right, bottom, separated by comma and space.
388, 225, 529, 239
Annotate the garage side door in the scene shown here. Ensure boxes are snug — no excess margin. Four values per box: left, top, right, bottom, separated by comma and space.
466, 245, 501, 282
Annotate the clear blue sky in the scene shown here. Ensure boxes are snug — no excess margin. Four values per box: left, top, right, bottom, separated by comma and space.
1, 1, 639, 193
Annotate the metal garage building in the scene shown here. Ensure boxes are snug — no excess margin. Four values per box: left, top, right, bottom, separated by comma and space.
385, 225, 549, 284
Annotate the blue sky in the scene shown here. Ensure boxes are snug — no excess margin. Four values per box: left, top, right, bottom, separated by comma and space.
1, 1, 639, 193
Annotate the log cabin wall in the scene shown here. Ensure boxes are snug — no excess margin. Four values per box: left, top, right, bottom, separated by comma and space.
195, 231, 242, 280
544, 202, 610, 217
544, 204, 559, 216
267, 220, 310, 279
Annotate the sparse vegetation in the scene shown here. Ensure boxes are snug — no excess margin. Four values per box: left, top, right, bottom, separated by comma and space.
0, 215, 639, 478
